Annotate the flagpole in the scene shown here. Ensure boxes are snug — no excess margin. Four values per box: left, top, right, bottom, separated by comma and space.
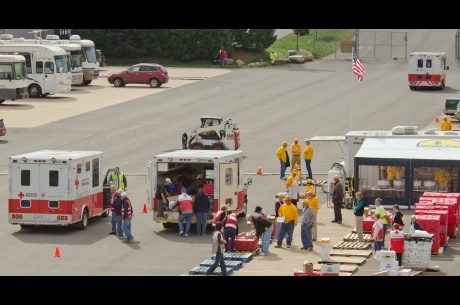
350, 47, 354, 132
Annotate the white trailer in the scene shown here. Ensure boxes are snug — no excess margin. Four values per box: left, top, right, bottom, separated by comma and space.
408, 52, 449, 90
0, 54, 29, 104
311, 126, 460, 208
146, 149, 250, 229
8, 150, 114, 229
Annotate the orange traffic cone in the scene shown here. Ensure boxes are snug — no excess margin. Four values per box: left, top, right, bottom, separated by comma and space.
257, 164, 262, 174
54, 246, 61, 257
142, 204, 148, 213
436, 117, 439, 123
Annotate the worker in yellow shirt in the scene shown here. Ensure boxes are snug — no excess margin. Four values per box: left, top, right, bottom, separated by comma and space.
305, 190, 318, 241
291, 138, 302, 179
276, 141, 289, 180
440, 116, 453, 131
303, 139, 314, 179
387, 166, 397, 187
305, 179, 315, 196
435, 168, 451, 191
274, 196, 298, 248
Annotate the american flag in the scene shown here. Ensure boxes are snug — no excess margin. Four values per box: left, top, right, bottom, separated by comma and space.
352, 52, 364, 82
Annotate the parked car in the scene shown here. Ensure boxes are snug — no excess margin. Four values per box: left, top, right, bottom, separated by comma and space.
0, 119, 6, 137
96, 49, 106, 67
107, 63, 169, 88
443, 97, 460, 117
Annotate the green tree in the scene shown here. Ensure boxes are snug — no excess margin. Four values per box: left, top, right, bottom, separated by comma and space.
292, 29, 310, 51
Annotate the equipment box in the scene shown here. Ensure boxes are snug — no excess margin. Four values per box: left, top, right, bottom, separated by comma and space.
235, 235, 258, 252
204, 184, 214, 195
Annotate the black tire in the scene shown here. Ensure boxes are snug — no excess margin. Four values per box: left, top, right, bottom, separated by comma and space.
0, 100, 5, 104
83, 80, 92, 85
149, 78, 161, 88
28, 84, 42, 98
346, 202, 353, 209
163, 223, 175, 229
77, 210, 89, 230
113, 78, 124, 87
190, 142, 204, 150
211, 143, 225, 150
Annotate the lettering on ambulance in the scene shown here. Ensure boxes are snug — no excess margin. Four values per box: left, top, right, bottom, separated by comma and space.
76, 189, 90, 198
81, 177, 90, 186
353, 142, 363, 145
25, 192, 38, 197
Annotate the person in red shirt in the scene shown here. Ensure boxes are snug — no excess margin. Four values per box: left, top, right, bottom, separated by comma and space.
389, 223, 405, 266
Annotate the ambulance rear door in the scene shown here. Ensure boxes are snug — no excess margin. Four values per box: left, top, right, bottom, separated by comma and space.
218, 163, 238, 211
10, 163, 40, 212
39, 163, 70, 212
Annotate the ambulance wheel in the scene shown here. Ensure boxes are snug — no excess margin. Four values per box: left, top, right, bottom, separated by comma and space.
77, 210, 89, 230
190, 142, 204, 150
163, 223, 174, 229
211, 143, 225, 150
346, 202, 353, 209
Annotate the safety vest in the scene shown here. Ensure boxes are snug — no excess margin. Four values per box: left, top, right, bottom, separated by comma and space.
121, 198, 133, 219
225, 216, 238, 230
110, 191, 117, 211
389, 229, 404, 253
178, 193, 193, 212
212, 210, 227, 227
111, 172, 126, 190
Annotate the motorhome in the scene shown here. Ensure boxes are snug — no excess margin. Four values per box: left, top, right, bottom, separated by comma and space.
0, 54, 29, 104
0, 42, 71, 97
0, 34, 83, 86
45, 34, 99, 85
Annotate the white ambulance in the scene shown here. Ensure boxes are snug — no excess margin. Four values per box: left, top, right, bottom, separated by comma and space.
8, 150, 115, 229
146, 149, 250, 229
408, 52, 449, 90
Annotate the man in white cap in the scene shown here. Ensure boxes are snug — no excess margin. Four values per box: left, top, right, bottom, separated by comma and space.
120, 192, 134, 243
155, 178, 172, 218
303, 138, 314, 179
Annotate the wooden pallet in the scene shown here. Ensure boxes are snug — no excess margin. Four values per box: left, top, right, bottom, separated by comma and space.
189, 266, 234, 275
313, 264, 359, 274
330, 249, 373, 258
431, 246, 444, 256
200, 259, 243, 270
343, 233, 374, 242
212, 252, 254, 262
318, 255, 367, 266
352, 227, 372, 234
410, 265, 441, 276
333, 241, 372, 250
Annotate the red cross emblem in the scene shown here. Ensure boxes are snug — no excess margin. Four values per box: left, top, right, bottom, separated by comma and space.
75, 175, 79, 190
18, 192, 24, 199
